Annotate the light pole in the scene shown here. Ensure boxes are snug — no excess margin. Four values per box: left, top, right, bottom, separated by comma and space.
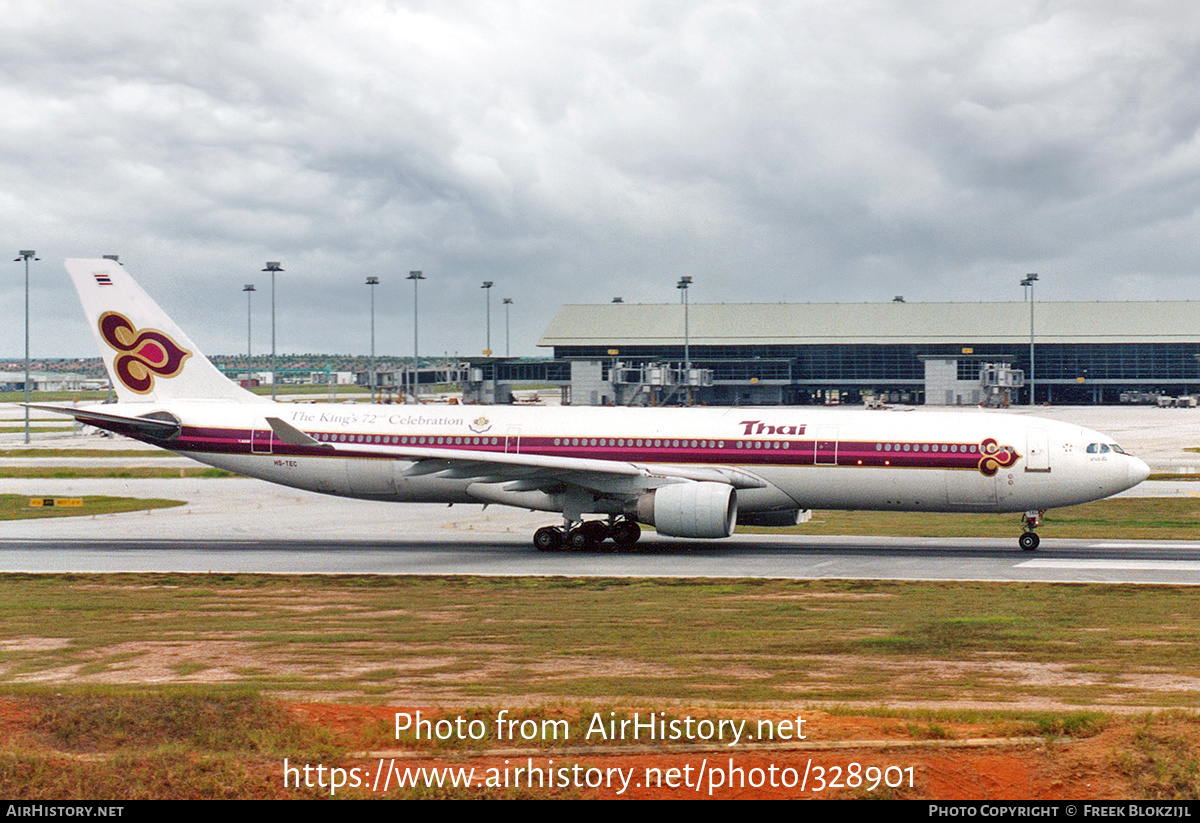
676, 276, 692, 404
482, 281, 494, 355
366, 276, 379, 400
242, 284, 255, 360
1020, 273, 1038, 406
407, 270, 425, 401
263, 262, 283, 400
15, 250, 37, 443
502, 298, 513, 357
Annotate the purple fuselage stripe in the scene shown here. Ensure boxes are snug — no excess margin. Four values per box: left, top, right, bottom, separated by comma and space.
83, 421, 1001, 473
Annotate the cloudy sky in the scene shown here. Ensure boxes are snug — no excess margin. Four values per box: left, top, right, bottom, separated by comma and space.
4, 0, 1200, 359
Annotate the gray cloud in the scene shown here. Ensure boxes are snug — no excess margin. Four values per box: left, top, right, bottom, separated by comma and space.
3, 1, 1200, 360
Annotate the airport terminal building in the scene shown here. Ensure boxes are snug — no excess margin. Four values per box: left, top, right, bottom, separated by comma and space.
535, 300, 1200, 406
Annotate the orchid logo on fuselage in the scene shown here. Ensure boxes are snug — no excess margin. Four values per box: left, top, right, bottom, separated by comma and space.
978, 438, 1021, 476
98, 311, 192, 394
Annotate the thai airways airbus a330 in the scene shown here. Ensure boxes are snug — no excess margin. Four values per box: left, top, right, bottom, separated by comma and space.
34, 258, 1150, 551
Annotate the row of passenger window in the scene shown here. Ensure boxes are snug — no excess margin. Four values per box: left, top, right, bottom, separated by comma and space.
314, 433, 502, 445
875, 442, 978, 454
309, 434, 987, 455
552, 438, 731, 449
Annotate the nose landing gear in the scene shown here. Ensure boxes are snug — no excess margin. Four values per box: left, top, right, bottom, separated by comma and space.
1019, 510, 1042, 551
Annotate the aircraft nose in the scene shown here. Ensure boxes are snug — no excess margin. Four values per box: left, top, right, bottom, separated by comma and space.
1128, 456, 1151, 488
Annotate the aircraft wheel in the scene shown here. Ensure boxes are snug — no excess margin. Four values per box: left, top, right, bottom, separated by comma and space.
566, 528, 593, 551
533, 526, 563, 552
611, 520, 641, 548
580, 520, 610, 545
1019, 532, 1040, 551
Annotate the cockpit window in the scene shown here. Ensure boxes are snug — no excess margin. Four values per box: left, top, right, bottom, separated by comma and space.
1110, 444, 1127, 455
1086, 443, 1112, 454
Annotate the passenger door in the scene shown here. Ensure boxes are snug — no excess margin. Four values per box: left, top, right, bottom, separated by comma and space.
1025, 429, 1051, 472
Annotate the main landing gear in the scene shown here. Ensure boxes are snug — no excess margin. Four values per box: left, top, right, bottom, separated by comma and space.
533, 518, 642, 552
1019, 510, 1043, 551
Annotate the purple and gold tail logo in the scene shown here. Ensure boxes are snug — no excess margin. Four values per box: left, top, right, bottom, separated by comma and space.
98, 311, 191, 394
978, 438, 1021, 477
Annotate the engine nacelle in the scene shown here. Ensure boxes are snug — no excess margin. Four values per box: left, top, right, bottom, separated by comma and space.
634, 482, 737, 538
737, 509, 807, 528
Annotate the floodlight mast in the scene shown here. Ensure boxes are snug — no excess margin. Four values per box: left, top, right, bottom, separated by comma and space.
262, 262, 284, 400
482, 281, 494, 355
15, 250, 38, 443
242, 284, 256, 359
676, 276, 693, 405
407, 271, 425, 401
502, 297, 513, 357
1020, 273, 1039, 406
366, 276, 380, 400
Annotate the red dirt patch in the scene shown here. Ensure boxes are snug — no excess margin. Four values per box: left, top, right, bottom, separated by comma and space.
0, 697, 1181, 799
280, 703, 1148, 799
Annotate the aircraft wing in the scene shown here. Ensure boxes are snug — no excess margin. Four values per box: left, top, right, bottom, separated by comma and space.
26, 405, 765, 500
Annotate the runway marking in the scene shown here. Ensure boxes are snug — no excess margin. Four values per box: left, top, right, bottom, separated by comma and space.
1019, 559, 1200, 571
1090, 542, 1200, 549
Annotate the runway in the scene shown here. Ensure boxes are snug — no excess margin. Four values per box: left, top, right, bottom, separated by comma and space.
4, 531, 1200, 584
5, 409, 1200, 585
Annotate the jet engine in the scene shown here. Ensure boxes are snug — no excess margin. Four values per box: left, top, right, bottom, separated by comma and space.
737, 509, 806, 527
634, 481, 737, 538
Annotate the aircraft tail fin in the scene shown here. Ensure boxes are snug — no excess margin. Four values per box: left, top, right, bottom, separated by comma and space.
65, 258, 265, 404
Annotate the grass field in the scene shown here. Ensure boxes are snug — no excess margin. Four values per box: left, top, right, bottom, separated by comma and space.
0, 467, 234, 479
0, 495, 184, 520
0, 391, 111, 403
0, 574, 1197, 799
0, 449, 171, 458
0, 574, 1195, 708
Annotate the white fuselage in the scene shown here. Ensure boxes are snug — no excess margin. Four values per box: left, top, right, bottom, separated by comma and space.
106, 401, 1149, 517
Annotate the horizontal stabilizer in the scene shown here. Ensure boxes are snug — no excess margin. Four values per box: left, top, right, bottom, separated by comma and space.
28, 404, 182, 440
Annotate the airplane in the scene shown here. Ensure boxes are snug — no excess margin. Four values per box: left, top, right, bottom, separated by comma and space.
33, 258, 1150, 552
